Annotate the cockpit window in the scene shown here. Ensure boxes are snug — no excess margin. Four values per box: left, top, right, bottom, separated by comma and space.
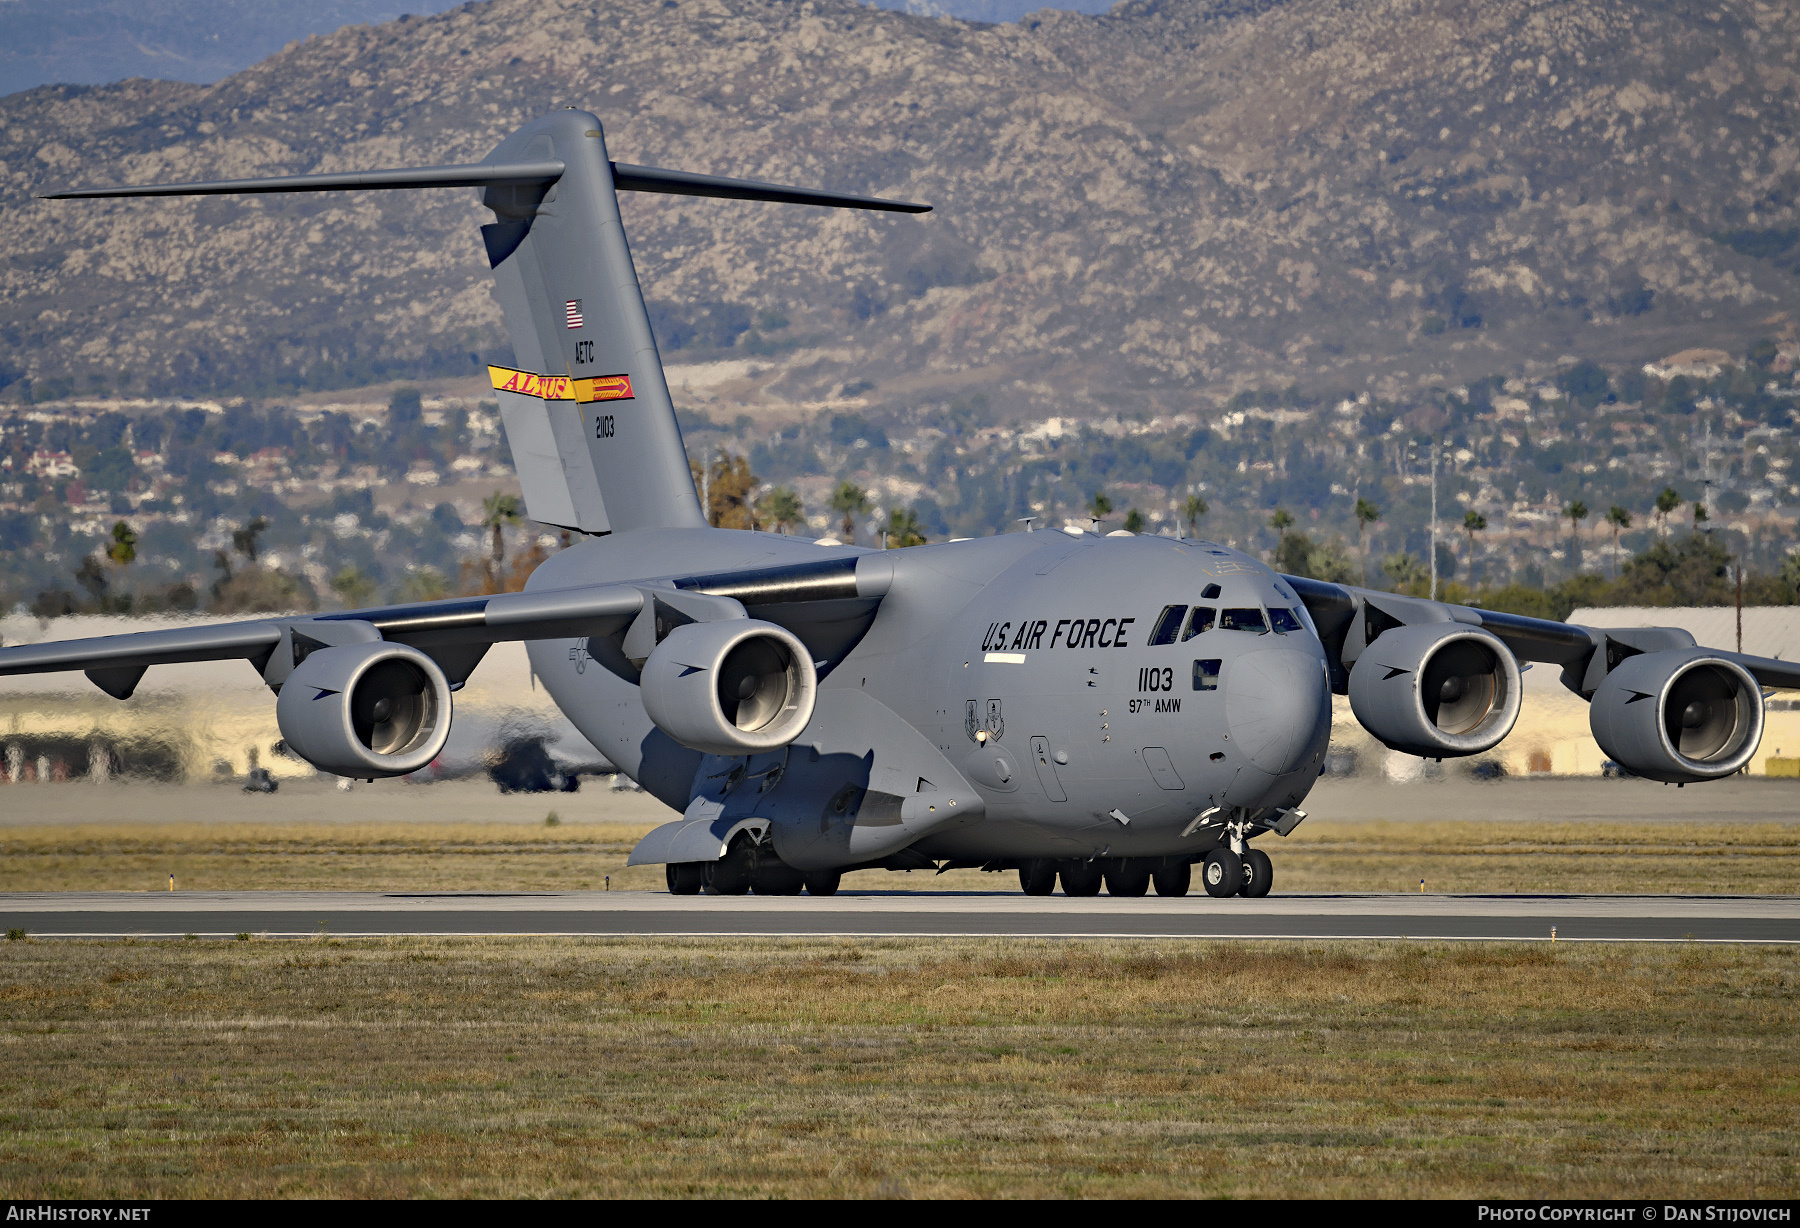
1220, 607, 1268, 634
1201, 583, 1222, 600
1182, 607, 1215, 640
1148, 604, 1188, 646
1268, 607, 1304, 635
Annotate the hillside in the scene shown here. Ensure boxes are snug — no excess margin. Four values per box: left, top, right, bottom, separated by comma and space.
2, 0, 1796, 418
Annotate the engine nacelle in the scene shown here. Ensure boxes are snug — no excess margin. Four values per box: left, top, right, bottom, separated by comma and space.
1590, 649, 1763, 783
275, 641, 453, 777
639, 620, 816, 755
1348, 623, 1522, 757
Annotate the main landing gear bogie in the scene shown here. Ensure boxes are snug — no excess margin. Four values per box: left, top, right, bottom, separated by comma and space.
667, 832, 836, 897
1026, 855, 1242, 898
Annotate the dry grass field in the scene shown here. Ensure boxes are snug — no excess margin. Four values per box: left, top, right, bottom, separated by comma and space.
0, 936, 1794, 1198
1, 817, 1796, 895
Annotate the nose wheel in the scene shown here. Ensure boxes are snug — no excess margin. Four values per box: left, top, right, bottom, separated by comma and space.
1200, 845, 1275, 898
1201, 847, 1242, 897
1241, 848, 1273, 898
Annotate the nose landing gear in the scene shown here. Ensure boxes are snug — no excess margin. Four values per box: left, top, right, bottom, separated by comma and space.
1201, 834, 1275, 898
1241, 847, 1273, 898
1201, 847, 1242, 897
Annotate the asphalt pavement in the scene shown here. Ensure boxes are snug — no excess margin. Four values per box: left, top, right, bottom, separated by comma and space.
3, 890, 1795, 942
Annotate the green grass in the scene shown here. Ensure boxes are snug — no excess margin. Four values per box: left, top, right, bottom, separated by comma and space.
0, 937, 1795, 1197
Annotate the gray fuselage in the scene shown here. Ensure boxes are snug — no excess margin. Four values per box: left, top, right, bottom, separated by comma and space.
525, 525, 1331, 864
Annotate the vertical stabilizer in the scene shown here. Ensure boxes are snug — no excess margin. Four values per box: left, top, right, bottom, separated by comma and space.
479, 111, 702, 535
40, 109, 928, 538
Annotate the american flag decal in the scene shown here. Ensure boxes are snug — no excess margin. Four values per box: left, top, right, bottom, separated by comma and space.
564, 299, 584, 329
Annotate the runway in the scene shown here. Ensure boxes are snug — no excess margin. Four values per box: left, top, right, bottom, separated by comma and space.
4, 890, 1798, 942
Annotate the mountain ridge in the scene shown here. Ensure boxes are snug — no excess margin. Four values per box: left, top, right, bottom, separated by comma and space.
2, 0, 1796, 416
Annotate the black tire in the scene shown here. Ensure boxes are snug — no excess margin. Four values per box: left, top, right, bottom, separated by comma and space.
666, 862, 705, 895
1152, 863, 1191, 897
1241, 848, 1273, 898
752, 858, 806, 895
1059, 860, 1104, 896
1201, 847, 1243, 898
1103, 860, 1151, 897
803, 871, 842, 896
1018, 860, 1057, 895
704, 838, 755, 895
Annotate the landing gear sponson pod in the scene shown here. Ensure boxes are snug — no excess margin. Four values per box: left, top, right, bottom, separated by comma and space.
25, 110, 1800, 896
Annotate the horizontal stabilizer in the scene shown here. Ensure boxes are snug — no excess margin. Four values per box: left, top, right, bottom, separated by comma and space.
39, 161, 567, 199
42, 160, 929, 212
611, 163, 930, 213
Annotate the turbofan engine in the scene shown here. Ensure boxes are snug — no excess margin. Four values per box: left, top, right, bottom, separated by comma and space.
1589, 649, 1763, 783
275, 641, 453, 777
1348, 623, 1522, 757
639, 620, 817, 755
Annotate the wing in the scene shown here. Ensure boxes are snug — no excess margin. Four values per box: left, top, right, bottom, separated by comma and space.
1284, 574, 1800, 696
0, 553, 896, 701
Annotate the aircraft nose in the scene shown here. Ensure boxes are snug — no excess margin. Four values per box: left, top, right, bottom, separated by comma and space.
1225, 646, 1329, 776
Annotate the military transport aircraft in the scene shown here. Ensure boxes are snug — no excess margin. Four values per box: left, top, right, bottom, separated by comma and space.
22, 109, 1799, 899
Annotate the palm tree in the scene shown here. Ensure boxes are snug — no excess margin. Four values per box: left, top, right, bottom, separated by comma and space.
1563, 500, 1589, 575
1123, 509, 1146, 534
829, 481, 870, 542
1604, 505, 1632, 578
1087, 491, 1113, 528
1183, 494, 1208, 539
761, 486, 803, 534
482, 492, 524, 567
1692, 500, 1709, 532
1354, 497, 1380, 585
1269, 507, 1295, 564
885, 507, 927, 548
231, 515, 269, 564
1461, 510, 1487, 588
1654, 486, 1682, 538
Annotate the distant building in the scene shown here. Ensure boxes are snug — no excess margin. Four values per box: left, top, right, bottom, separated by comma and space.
26, 450, 78, 478
1643, 348, 1734, 382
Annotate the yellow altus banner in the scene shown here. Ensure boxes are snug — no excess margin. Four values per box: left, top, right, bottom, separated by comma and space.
487, 366, 634, 403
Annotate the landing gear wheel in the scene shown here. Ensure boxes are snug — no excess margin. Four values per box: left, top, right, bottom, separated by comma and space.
803, 871, 842, 897
1059, 860, 1104, 897
1241, 848, 1273, 898
1152, 863, 1191, 898
666, 862, 705, 895
751, 859, 806, 895
1018, 860, 1057, 896
1103, 860, 1150, 897
703, 861, 751, 895
704, 837, 754, 895
1201, 848, 1243, 898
